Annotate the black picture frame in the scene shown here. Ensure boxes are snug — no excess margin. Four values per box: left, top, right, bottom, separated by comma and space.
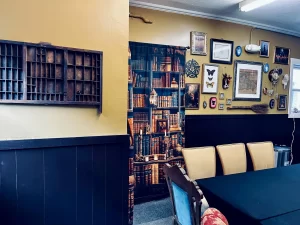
210, 38, 234, 65
278, 95, 287, 110
233, 60, 263, 102
185, 83, 200, 110
274, 46, 290, 65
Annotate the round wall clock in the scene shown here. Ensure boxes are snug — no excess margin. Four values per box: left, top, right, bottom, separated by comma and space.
269, 99, 275, 109
235, 46, 242, 57
263, 63, 270, 73
185, 59, 200, 78
203, 101, 207, 109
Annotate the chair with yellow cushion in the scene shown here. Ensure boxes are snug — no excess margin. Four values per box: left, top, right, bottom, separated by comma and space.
182, 147, 216, 180
216, 143, 247, 175
247, 141, 275, 171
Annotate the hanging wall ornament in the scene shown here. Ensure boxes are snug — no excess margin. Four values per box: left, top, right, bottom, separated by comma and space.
222, 73, 232, 89
282, 74, 289, 89
209, 97, 217, 109
268, 69, 279, 85
235, 46, 242, 57
269, 99, 275, 109
263, 87, 268, 95
185, 59, 200, 78
263, 63, 270, 73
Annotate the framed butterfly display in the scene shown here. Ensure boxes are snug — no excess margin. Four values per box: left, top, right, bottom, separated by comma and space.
202, 64, 219, 94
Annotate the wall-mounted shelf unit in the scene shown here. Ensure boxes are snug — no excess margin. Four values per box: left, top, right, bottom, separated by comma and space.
0, 40, 102, 112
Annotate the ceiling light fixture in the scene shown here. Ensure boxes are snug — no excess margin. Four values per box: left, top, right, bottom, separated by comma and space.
239, 0, 276, 12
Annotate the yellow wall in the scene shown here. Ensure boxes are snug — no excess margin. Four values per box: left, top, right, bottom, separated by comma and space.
0, 0, 128, 140
130, 6, 300, 115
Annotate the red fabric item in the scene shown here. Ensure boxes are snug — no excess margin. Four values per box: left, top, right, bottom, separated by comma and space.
201, 208, 229, 225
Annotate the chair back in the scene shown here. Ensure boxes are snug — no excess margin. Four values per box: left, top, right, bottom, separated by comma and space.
247, 141, 275, 171
182, 147, 216, 180
216, 143, 247, 175
164, 163, 203, 225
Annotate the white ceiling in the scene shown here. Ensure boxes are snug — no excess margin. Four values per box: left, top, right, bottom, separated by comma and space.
130, 0, 300, 37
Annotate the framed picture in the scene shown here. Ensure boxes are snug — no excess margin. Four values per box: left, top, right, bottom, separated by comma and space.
202, 64, 219, 94
210, 38, 234, 64
260, 40, 270, 58
219, 103, 224, 110
233, 60, 263, 101
185, 83, 200, 109
190, 31, 207, 56
278, 95, 287, 110
157, 119, 169, 133
274, 46, 290, 65
219, 93, 225, 100
226, 99, 232, 105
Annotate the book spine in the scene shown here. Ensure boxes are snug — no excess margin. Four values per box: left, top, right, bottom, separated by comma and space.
134, 135, 139, 154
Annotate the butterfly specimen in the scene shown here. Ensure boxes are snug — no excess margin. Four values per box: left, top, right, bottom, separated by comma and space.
206, 82, 215, 88
207, 69, 215, 81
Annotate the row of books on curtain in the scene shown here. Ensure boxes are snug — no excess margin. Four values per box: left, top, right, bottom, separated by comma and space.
133, 133, 180, 156
151, 56, 183, 72
133, 94, 147, 107
128, 183, 134, 225
133, 121, 148, 134
157, 93, 178, 108
131, 57, 147, 70
129, 157, 134, 176
132, 72, 149, 88
152, 74, 185, 88
134, 160, 184, 186
132, 93, 180, 108
128, 89, 133, 110
133, 112, 148, 121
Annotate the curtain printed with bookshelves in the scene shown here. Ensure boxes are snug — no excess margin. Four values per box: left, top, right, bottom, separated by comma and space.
127, 42, 186, 218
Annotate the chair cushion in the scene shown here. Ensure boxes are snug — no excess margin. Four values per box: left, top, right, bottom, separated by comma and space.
172, 182, 193, 225
201, 208, 229, 225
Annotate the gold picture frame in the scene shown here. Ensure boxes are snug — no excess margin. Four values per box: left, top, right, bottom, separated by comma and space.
190, 31, 207, 56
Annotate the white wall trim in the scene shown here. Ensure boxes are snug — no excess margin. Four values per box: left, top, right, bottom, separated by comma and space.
129, 0, 300, 38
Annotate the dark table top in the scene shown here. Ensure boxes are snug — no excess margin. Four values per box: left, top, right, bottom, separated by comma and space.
196, 165, 300, 223
261, 210, 300, 225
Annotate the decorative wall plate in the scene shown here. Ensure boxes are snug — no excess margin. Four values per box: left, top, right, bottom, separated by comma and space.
203, 101, 207, 109
235, 46, 242, 57
263, 63, 270, 73
268, 69, 279, 85
185, 59, 200, 78
269, 99, 275, 109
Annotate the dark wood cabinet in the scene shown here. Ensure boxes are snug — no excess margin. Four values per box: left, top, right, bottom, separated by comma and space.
0, 40, 102, 112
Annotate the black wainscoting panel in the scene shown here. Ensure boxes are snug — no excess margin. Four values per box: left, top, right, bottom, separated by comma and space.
0, 150, 17, 224
44, 147, 77, 225
16, 150, 44, 225
93, 145, 106, 225
185, 115, 300, 164
0, 135, 129, 225
77, 145, 93, 225
106, 144, 123, 225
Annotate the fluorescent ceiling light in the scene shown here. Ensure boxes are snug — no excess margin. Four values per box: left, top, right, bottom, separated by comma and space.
239, 0, 276, 12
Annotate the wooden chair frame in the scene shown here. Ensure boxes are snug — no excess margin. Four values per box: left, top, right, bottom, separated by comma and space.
164, 163, 203, 225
